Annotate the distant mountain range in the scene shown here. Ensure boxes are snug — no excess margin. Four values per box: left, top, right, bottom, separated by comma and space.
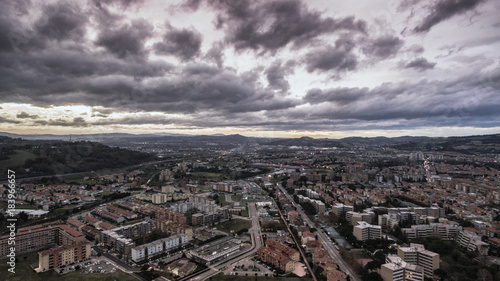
1, 132, 499, 153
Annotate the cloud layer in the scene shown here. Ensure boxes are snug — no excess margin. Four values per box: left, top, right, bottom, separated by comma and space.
0, 0, 499, 137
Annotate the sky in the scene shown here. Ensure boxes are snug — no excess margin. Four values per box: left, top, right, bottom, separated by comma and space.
0, 0, 499, 138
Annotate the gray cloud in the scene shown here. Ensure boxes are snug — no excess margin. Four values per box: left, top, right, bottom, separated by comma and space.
265, 60, 294, 93
154, 26, 202, 61
414, 0, 485, 33
298, 70, 500, 128
36, 3, 88, 42
210, 0, 366, 52
0, 0, 498, 134
204, 41, 225, 68
305, 37, 357, 73
304, 88, 368, 105
362, 35, 404, 59
0, 116, 21, 124
96, 19, 153, 59
93, 0, 145, 9
16, 112, 40, 119
404, 58, 436, 71
35, 117, 88, 127
398, 0, 424, 12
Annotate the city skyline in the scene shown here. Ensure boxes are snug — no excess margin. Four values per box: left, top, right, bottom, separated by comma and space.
1, 0, 499, 138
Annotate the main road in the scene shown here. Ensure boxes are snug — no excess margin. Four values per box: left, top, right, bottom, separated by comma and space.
275, 183, 361, 281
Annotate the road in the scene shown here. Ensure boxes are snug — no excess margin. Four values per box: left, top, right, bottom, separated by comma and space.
94, 245, 140, 273
180, 203, 263, 281
275, 183, 361, 281
273, 197, 317, 281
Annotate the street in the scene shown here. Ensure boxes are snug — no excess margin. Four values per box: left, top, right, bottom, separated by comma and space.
275, 183, 361, 281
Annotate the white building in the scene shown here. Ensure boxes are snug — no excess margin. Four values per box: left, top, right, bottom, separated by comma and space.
397, 243, 439, 278
381, 255, 424, 281
131, 234, 189, 262
353, 221, 381, 241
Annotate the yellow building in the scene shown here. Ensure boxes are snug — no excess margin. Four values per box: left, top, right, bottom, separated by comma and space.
38, 242, 91, 272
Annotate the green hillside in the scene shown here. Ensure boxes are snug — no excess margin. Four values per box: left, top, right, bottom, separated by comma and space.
0, 136, 157, 180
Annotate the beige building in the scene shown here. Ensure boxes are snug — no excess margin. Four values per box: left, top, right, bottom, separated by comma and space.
397, 243, 439, 278
38, 241, 91, 272
381, 255, 424, 281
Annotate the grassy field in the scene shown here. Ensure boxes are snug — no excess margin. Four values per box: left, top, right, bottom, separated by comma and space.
0, 251, 137, 281
218, 195, 231, 206
216, 219, 252, 233
229, 208, 249, 217
231, 194, 243, 201
209, 273, 312, 281
0, 150, 38, 175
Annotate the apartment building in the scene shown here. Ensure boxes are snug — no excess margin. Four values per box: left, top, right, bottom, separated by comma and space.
346, 211, 374, 226
266, 239, 300, 261
100, 221, 152, 260
0, 224, 86, 257
332, 204, 353, 217
131, 234, 188, 262
381, 255, 424, 281
257, 247, 295, 272
397, 243, 439, 278
353, 222, 382, 241
38, 241, 91, 272
457, 228, 490, 255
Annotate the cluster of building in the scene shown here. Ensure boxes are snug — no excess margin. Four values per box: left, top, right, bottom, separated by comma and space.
296, 193, 326, 213
188, 236, 241, 265
256, 239, 299, 272
0, 221, 91, 272
131, 234, 188, 262
100, 221, 153, 260
381, 243, 439, 281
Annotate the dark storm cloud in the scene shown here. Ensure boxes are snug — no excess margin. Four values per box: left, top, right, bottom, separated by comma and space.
404, 58, 436, 71
414, 0, 485, 33
35, 117, 88, 127
298, 69, 500, 127
304, 88, 367, 105
0, 46, 172, 106
16, 112, 39, 119
209, 0, 366, 52
0, 51, 299, 115
265, 61, 294, 93
140, 65, 299, 113
0, 116, 20, 124
0, 0, 32, 52
362, 36, 404, 59
154, 26, 202, 61
305, 37, 357, 73
35, 3, 88, 41
96, 19, 153, 59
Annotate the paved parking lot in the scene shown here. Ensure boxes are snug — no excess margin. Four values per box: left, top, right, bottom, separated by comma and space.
223, 256, 274, 277
80, 258, 118, 274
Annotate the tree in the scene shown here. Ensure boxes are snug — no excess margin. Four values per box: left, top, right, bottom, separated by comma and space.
365, 272, 383, 281
365, 260, 381, 271
18, 211, 29, 222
